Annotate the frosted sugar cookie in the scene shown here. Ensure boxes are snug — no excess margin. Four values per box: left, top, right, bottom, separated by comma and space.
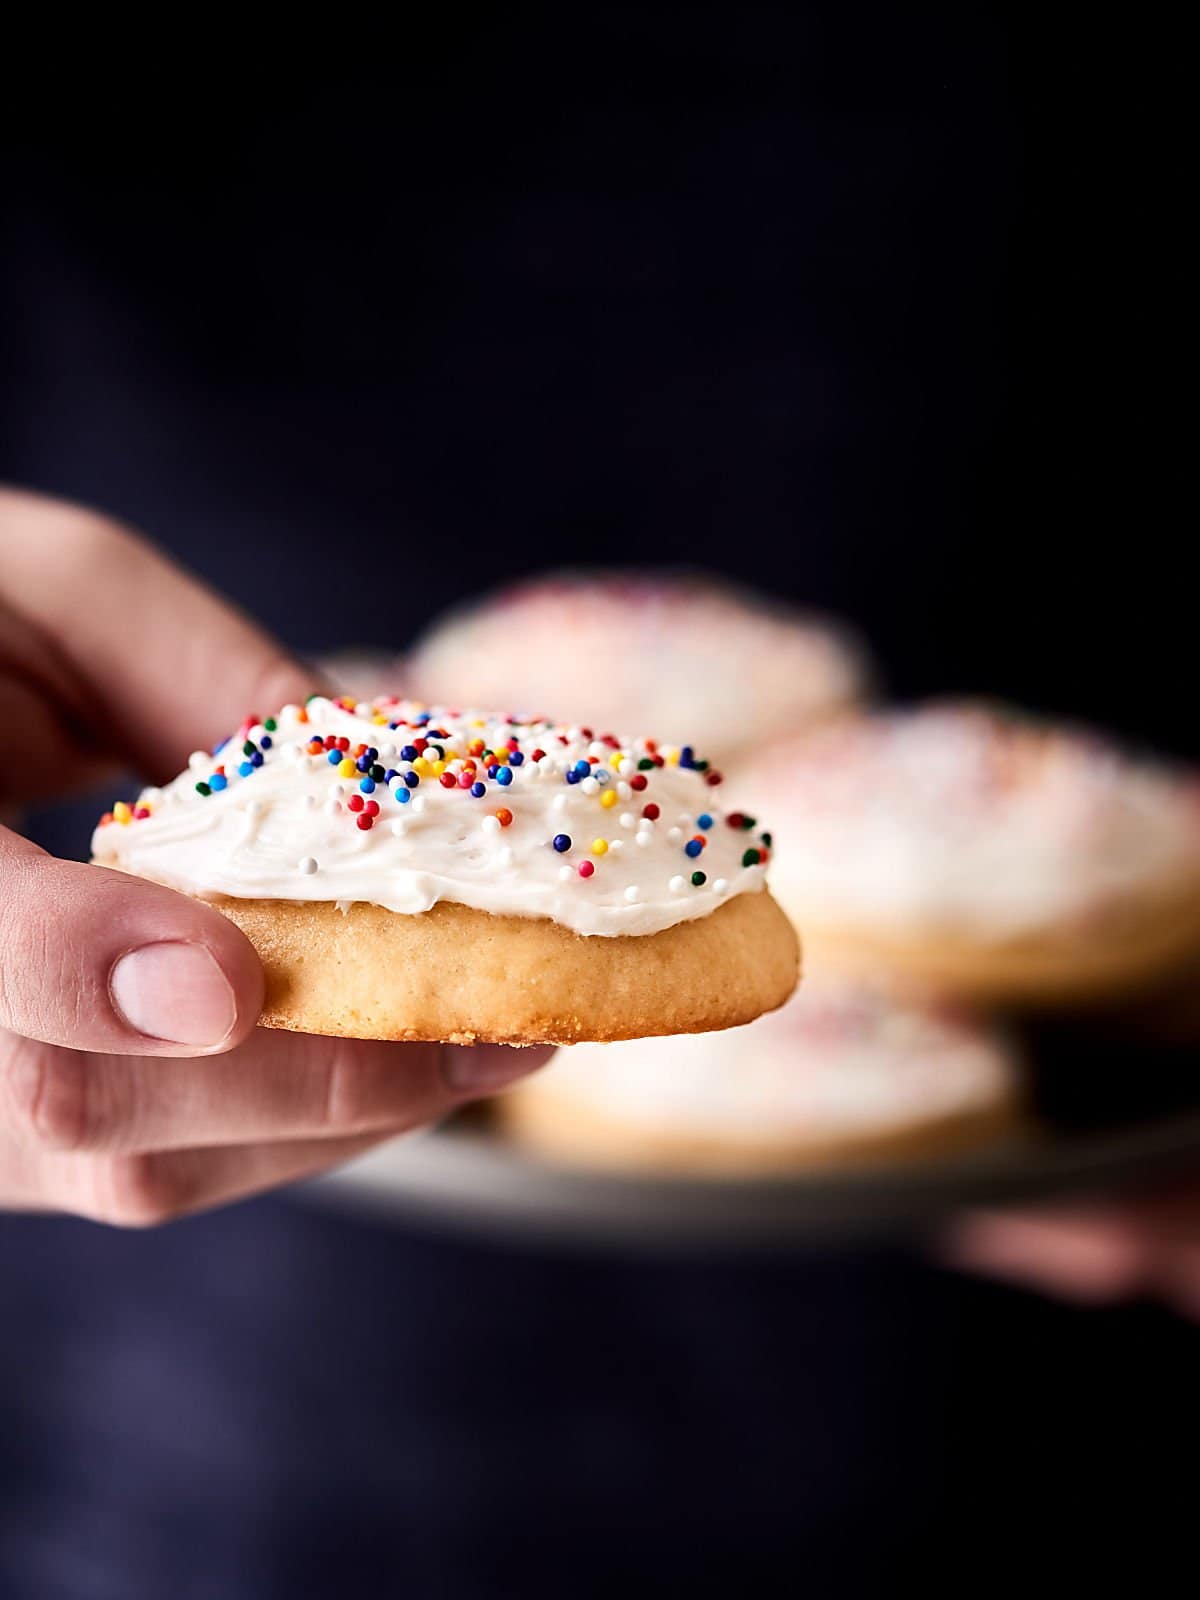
406, 571, 868, 764
497, 977, 1019, 1173
731, 704, 1200, 1005
92, 697, 799, 1044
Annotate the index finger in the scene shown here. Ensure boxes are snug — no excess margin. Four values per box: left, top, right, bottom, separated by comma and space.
0, 487, 314, 781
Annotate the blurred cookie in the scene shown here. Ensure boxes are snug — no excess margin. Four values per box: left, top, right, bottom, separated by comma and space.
731, 703, 1200, 1006
497, 977, 1020, 1173
406, 570, 869, 763
93, 696, 799, 1044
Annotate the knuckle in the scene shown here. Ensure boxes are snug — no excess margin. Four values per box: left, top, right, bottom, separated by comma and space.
318, 1040, 382, 1132
1, 1039, 92, 1151
89, 1154, 183, 1229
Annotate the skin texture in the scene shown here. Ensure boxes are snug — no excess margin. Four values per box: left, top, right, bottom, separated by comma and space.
206, 891, 800, 1045
0, 488, 546, 1225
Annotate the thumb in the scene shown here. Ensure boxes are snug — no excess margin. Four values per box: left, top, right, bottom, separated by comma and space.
0, 826, 264, 1055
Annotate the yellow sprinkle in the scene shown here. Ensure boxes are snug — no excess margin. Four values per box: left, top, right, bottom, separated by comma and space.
591, 838, 608, 856
113, 801, 132, 824
610, 753, 624, 770
413, 757, 432, 777
337, 758, 357, 778
373, 714, 387, 725
431, 760, 446, 776
600, 789, 618, 809
664, 747, 681, 766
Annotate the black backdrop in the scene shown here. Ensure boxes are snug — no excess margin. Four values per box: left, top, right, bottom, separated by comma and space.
1, 8, 1193, 1596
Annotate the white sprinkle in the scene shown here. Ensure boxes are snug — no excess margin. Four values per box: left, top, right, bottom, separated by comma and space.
187, 750, 209, 773
669, 875, 686, 893
588, 741, 607, 758
608, 838, 624, 852
619, 812, 636, 829
623, 885, 640, 904
411, 796, 426, 814
282, 742, 300, 762
667, 826, 683, 844
617, 781, 632, 802
280, 704, 300, 721
635, 831, 652, 847
552, 793, 569, 812
299, 856, 318, 875
557, 864, 574, 883
712, 878, 728, 895
482, 815, 502, 834
325, 798, 341, 816
581, 777, 599, 796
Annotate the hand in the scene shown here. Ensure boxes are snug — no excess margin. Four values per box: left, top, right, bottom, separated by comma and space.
945, 1179, 1200, 1321
0, 488, 544, 1224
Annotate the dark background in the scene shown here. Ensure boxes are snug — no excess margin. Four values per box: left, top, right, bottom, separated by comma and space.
1, 7, 1192, 1596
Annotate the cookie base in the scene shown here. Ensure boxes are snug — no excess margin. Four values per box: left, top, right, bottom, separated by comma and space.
208, 891, 800, 1045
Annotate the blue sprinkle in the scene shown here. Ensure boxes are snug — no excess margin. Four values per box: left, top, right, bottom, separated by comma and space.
400, 745, 419, 762
680, 745, 695, 769
250, 751, 264, 768
509, 750, 525, 766
356, 756, 371, 772
487, 765, 500, 779
260, 735, 273, 750
573, 760, 590, 777
212, 736, 230, 755
552, 834, 572, 853
415, 713, 431, 726
366, 747, 378, 761
359, 777, 376, 794
497, 767, 513, 787
384, 768, 398, 783
327, 750, 342, 766
404, 772, 420, 788
698, 813, 713, 830
470, 781, 486, 798
209, 773, 228, 792
393, 787, 410, 804
238, 761, 253, 778
565, 769, 581, 785
684, 839, 703, 858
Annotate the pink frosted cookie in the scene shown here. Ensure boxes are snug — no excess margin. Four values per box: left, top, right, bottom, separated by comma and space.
497, 976, 1020, 1173
406, 571, 868, 764
730, 703, 1200, 1005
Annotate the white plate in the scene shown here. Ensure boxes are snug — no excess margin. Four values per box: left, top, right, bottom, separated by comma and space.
306, 1108, 1200, 1252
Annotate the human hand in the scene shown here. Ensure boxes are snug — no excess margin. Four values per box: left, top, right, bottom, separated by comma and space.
945, 1178, 1200, 1321
0, 488, 544, 1224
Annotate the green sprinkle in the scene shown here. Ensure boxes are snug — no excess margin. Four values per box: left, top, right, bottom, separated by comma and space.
242, 740, 256, 757
637, 758, 655, 770
195, 781, 212, 797
264, 717, 278, 732
741, 847, 760, 868
691, 870, 707, 886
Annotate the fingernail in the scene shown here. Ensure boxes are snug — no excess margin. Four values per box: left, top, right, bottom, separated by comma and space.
440, 1045, 542, 1095
110, 942, 238, 1047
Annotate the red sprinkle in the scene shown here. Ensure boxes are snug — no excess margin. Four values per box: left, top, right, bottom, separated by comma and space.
496, 807, 513, 827
578, 860, 595, 878
356, 813, 374, 831
364, 799, 380, 817
440, 772, 457, 789
705, 770, 724, 787
642, 803, 660, 821
531, 748, 546, 762
629, 774, 648, 792
348, 794, 365, 813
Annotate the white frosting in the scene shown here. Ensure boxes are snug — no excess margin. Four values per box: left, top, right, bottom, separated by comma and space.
525, 979, 1015, 1138
731, 706, 1200, 940
407, 572, 867, 762
91, 697, 772, 938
